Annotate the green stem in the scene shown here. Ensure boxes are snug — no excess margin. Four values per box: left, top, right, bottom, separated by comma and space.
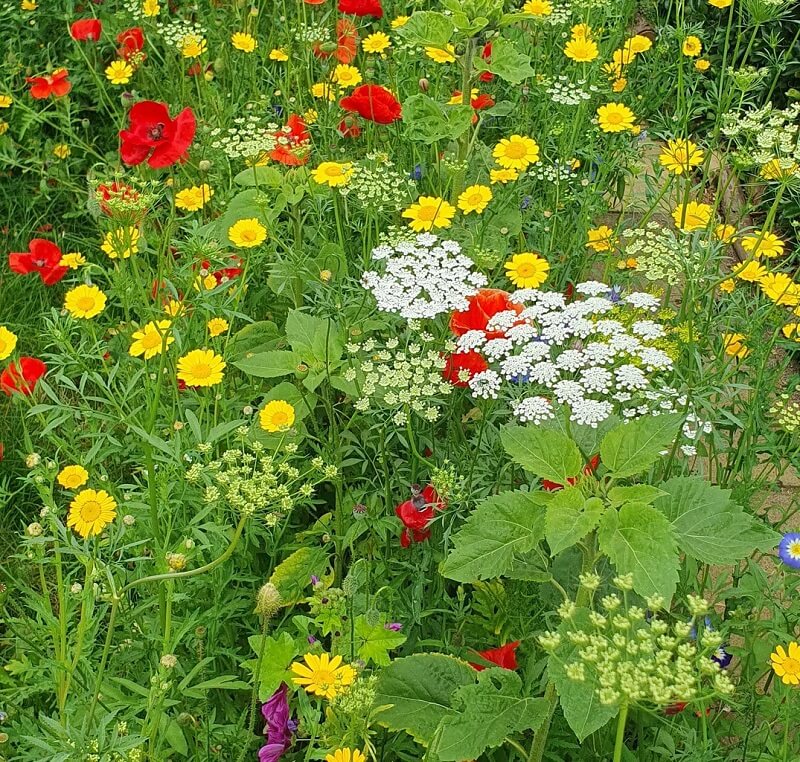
527, 682, 557, 762
613, 703, 629, 762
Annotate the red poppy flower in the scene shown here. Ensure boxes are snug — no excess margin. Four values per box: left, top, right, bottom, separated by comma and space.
337, 116, 361, 138
451, 91, 495, 111
479, 42, 494, 82
119, 100, 196, 169
442, 351, 488, 387
117, 27, 145, 59
469, 641, 520, 671
199, 257, 244, 285
1, 357, 47, 397
27, 68, 72, 99
339, 84, 401, 125
541, 454, 601, 492
8, 239, 68, 285
269, 114, 311, 166
338, 0, 382, 17
395, 484, 445, 548
313, 19, 358, 64
449, 289, 523, 339
70, 18, 102, 41
304, 0, 326, 4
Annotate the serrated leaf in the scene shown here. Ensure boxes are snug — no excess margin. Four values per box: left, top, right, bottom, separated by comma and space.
599, 413, 683, 479
285, 310, 341, 366
394, 11, 455, 46
432, 669, 549, 761
653, 476, 781, 564
607, 485, 666, 507
269, 547, 330, 605
402, 94, 473, 144
441, 491, 547, 582
598, 503, 679, 602
243, 632, 299, 701
233, 350, 301, 378
373, 654, 476, 744
545, 489, 604, 556
354, 616, 407, 666
500, 425, 583, 483
549, 608, 617, 740
476, 38, 534, 84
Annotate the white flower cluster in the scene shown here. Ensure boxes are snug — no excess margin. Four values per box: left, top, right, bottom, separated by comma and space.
344, 334, 453, 426
457, 282, 674, 427
340, 153, 416, 213
722, 102, 800, 168
362, 234, 487, 319
208, 114, 279, 161
546, 75, 598, 106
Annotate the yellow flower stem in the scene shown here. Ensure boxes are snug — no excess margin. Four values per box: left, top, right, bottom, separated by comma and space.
450, 37, 478, 205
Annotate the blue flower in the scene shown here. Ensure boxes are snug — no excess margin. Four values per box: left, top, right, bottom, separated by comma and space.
778, 532, 800, 569
410, 164, 423, 181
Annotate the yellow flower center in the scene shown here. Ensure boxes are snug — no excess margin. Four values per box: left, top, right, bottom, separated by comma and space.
516, 263, 536, 278
270, 411, 290, 426
326, 165, 343, 177
606, 111, 623, 124
80, 500, 102, 522
141, 332, 162, 349
77, 296, 96, 312
467, 193, 482, 206
190, 363, 212, 379
504, 142, 528, 159
783, 657, 800, 674
417, 205, 438, 221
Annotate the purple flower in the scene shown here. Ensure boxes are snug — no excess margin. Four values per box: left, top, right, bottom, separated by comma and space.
384, 622, 403, 632
310, 575, 320, 586
410, 164, 423, 180
778, 532, 800, 569
258, 684, 295, 762
307, 635, 317, 645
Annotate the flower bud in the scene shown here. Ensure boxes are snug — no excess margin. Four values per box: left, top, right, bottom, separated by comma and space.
255, 582, 282, 618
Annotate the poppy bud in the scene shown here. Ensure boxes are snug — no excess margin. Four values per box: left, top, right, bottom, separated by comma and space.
418, 78, 429, 92
198, 159, 212, 172
320, 41, 339, 53
255, 582, 282, 617
120, 91, 136, 107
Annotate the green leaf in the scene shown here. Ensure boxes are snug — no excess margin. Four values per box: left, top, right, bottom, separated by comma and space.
285, 310, 342, 366
599, 413, 683, 479
654, 476, 781, 564
598, 502, 679, 602
607, 485, 666, 507
394, 11, 455, 46
500, 425, 583, 483
476, 38, 534, 84
163, 719, 188, 756
233, 350, 301, 378
373, 654, 476, 744
402, 94, 473, 144
269, 547, 330, 605
233, 165, 283, 187
432, 669, 549, 761
549, 608, 617, 740
545, 489, 605, 556
355, 616, 407, 666
228, 321, 281, 360
243, 632, 299, 701
441, 491, 547, 582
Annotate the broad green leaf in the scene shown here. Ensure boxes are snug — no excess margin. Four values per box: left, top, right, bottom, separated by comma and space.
163, 718, 188, 756
269, 547, 330, 605
433, 669, 549, 761
654, 476, 781, 564
228, 321, 281, 360
394, 11, 455, 46
607, 485, 666, 507
549, 608, 617, 740
402, 94, 473, 144
545, 489, 605, 556
476, 38, 534, 84
355, 616, 407, 666
233, 350, 301, 378
243, 632, 299, 701
285, 310, 341, 365
441, 491, 547, 582
501, 425, 583, 483
373, 654, 476, 744
542, 409, 619, 459
233, 165, 283, 187
598, 502, 679, 602
599, 413, 683, 479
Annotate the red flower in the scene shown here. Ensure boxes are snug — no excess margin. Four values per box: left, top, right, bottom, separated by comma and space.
199, 257, 243, 285
395, 484, 445, 548
541, 454, 601, 492
304, 0, 327, 4
339, 84, 401, 125
119, 100, 196, 169
337, 115, 361, 138
27, 68, 71, 99
8, 239, 68, 285
269, 114, 311, 166
70, 18, 102, 41
338, 0, 382, 17
449, 289, 523, 339
117, 27, 145, 59
442, 351, 488, 387
451, 91, 495, 111
469, 641, 520, 671
479, 42, 494, 82
1, 357, 47, 397
313, 19, 358, 64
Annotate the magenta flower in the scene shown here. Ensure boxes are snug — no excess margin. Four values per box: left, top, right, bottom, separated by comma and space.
258, 684, 296, 762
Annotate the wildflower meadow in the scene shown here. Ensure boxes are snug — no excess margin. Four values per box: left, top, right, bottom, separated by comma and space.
2, 0, 800, 759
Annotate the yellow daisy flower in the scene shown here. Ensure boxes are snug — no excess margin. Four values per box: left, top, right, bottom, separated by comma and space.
682, 36, 702, 57
207, 317, 229, 337
177, 349, 226, 387
228, 218, 267, 248
363, 32, 391, 54
326, 750, 366, 762
129, 321, 174, 360
311, 83, 335, 101
672, 201, 712, 231
68, 489, 117, 538
586, 225, 617, 252
53, 143, 70, 159
0, 95, 13, 108
0, 326, 18, 360
492, 135, 540, 170
390, 15, 409, 28
259, 400, 296, 432
596, 102, 636, 133
142, 0, 159, 16
722, 333, 749, 359
102, 227, 140, 259
740, 231, 784, 259
401, 196, 456, 232
504, 252, 549, 288
64, 284, 106, 320
105, 60, 133, 85
522, 0, 552, 15
759, 273, 800, 306
771, 642, 800, 685
425, 44, 456, 64
57, 465, 89, 490
564, 37, 598, 62
180, 34, 207, 58
658, 138, 705, 175
733, 260, 767, 283
457, 184, 492, 215
270, 48, 289, 61
175, 184, 214, 212
231, 32, 257, 52
312, 162, 354, 187
291, 652, 356, 700
333, 64, 362, 89
489, 168, 519, 184
714, 224, 736, 243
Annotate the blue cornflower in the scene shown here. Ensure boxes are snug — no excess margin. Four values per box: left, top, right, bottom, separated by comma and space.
778, 532, 800, 569
410, 164, 423, 181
